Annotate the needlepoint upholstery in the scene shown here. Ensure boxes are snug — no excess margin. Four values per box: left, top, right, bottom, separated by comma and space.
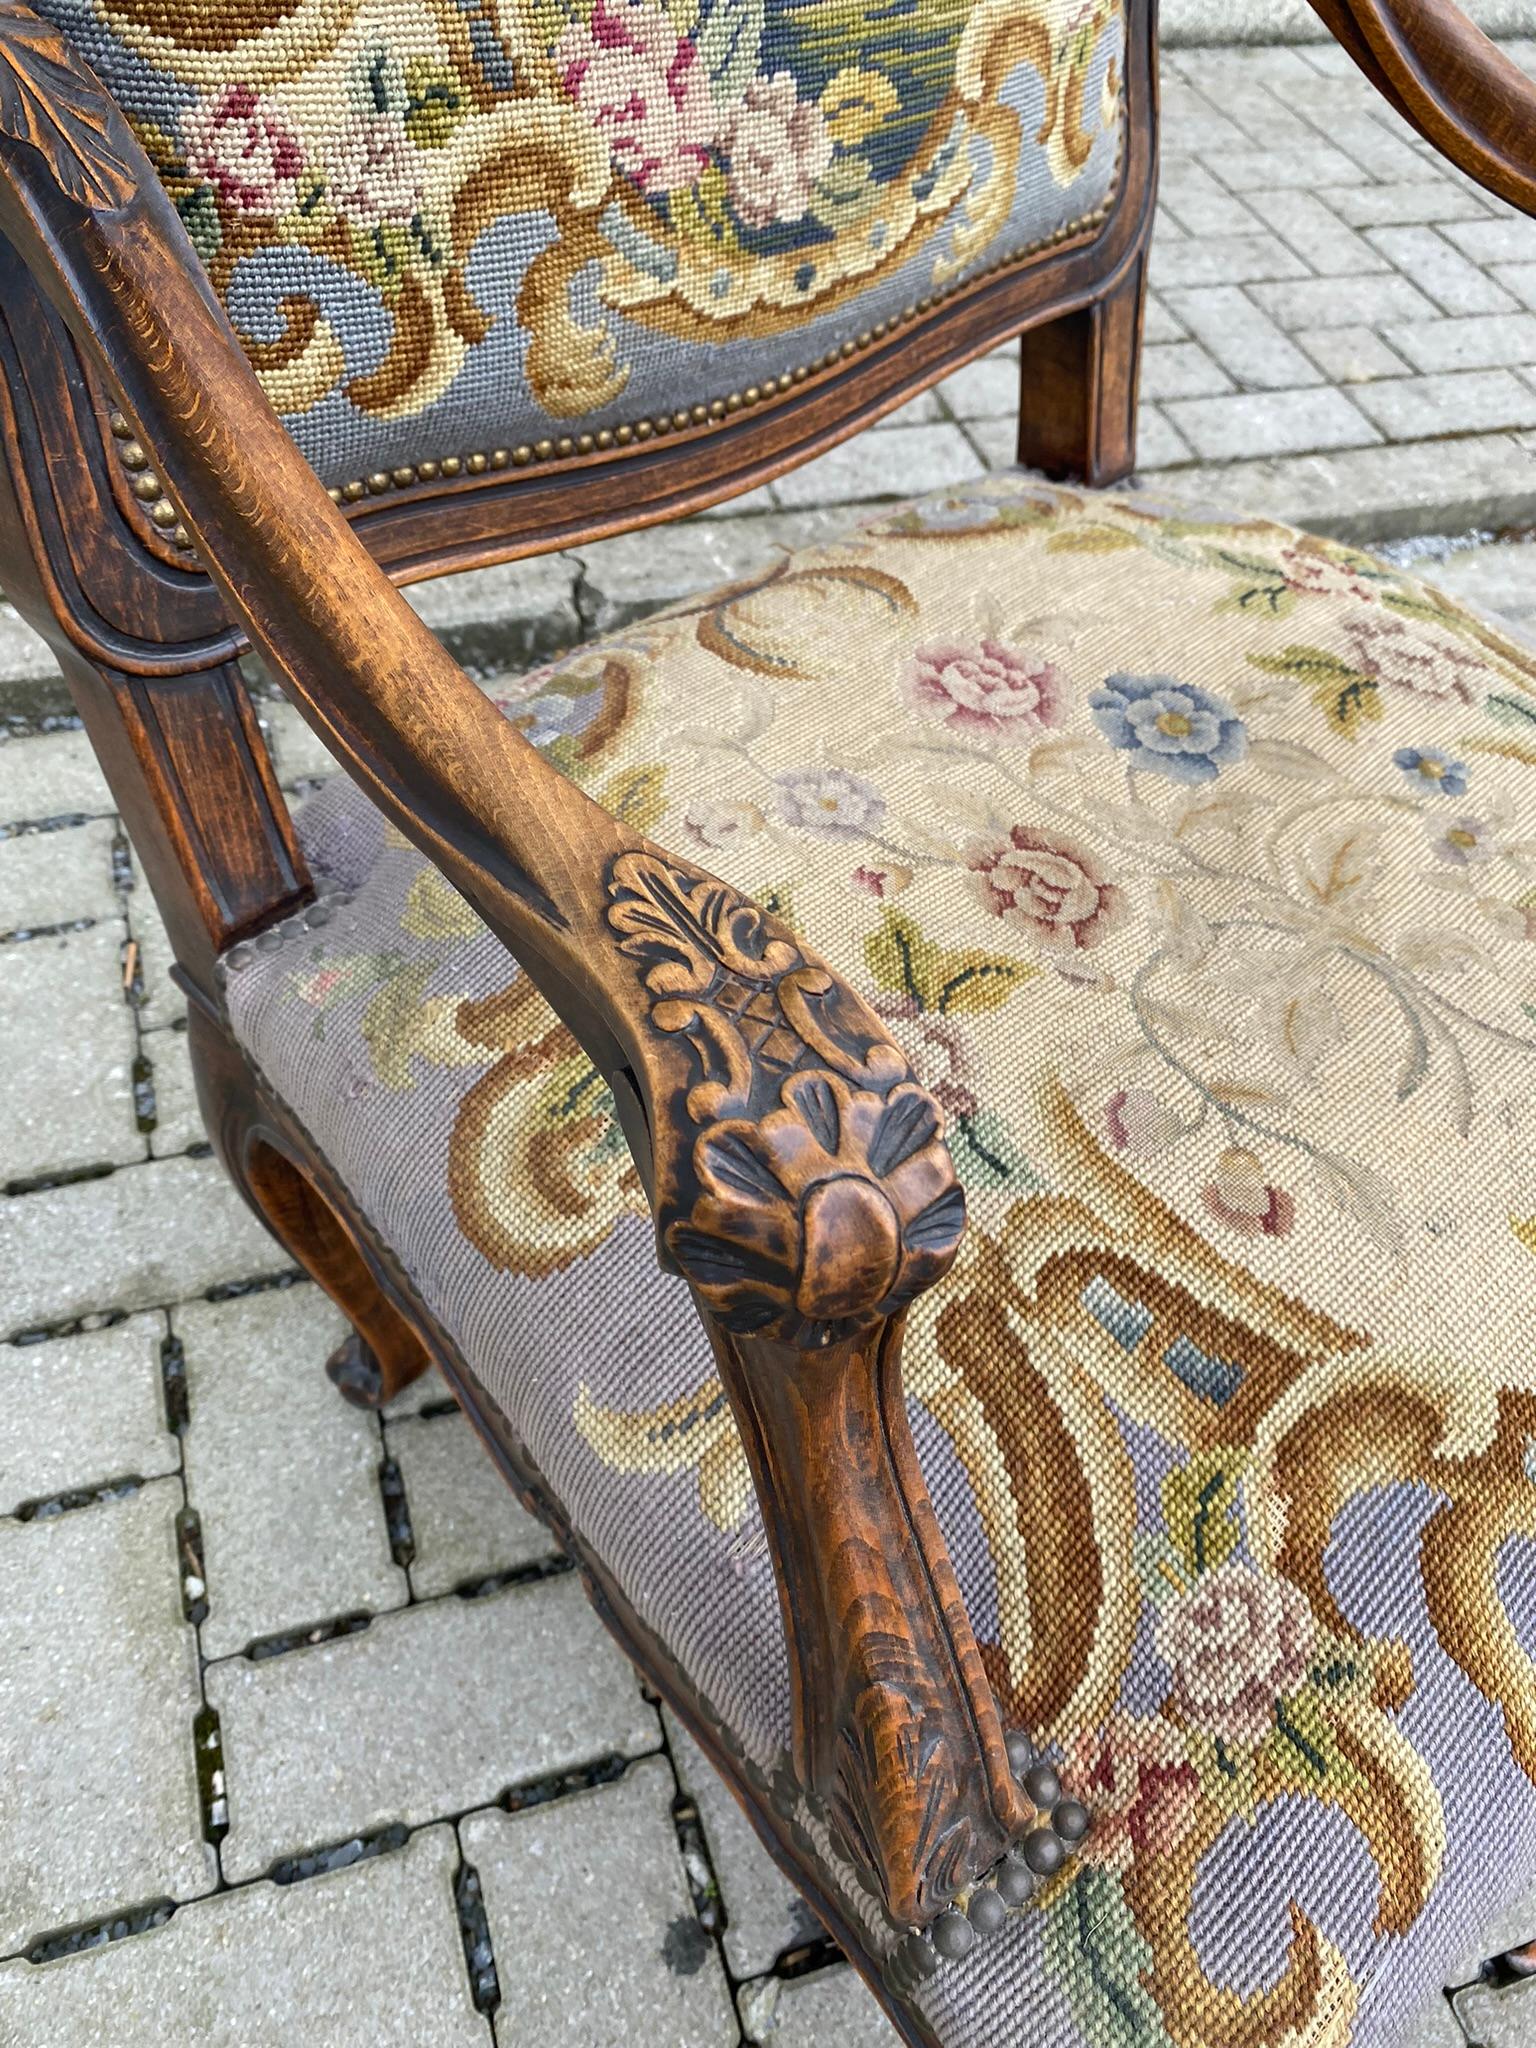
27, 0, 1125, 487
224, 474, 1536, 2046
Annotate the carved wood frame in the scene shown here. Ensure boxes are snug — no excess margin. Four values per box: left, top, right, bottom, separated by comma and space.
4, 0, 1530, 1958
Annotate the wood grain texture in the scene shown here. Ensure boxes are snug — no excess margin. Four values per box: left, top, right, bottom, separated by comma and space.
1305, 0, 1536, 215
1017, 253, 1149, 485
0, 0, 1039, 1923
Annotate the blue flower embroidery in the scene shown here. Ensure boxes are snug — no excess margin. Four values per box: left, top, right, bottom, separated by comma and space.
1394, 746, 1469, 797
1089, 675, 1247, 785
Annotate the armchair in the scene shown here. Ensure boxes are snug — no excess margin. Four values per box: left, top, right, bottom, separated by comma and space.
3, 0, 1536, 2039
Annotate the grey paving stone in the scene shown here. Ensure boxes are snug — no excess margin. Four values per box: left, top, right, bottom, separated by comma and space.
1247, 272, 1442, 333
937, 351, 1020, 421
1327, 180, 1497, 228
572, 510, 842, 634
0, 1825, 488, 2047
1149, 235, 1311, 290
0, 1314, 178, 1514
1387, 312, 1536, 373
1213, 144, 1365, 192
1, 923, 139, 1184
1140, 341, 1233, 402
209, 1572, 659, 1880
0, 818, 120, 933
1160, 286, 1319, 390
123, 879, 183, 1030
403, 549, 581, 677
1366, 225, 1521, 317
1156, 173, 1264, 242
1132, 404, 1196, 472
1495, 263, 1536, 314
1442, 216, 1536, 267
0, 1154, 287, 1339
463, 1758, 738, 2048
0, 604, 59, 710
255, 695, 342, 789
1142, 294, 1187, 345
1241, 187, 1389, 278
770, 424, 978, 510
1295, 325, 1413, 385
1425, 538, 1536, 640
143, 1025, 203, 1157
1350, 368, 1536, 440
1141, 432, 1536, 543
1398, 1872, 1536, 2047
1164, 385, 1380, 462
0, 1482, 213, 1950
389, 1409, 557, 1598
664, 1712, 808, 1979
737, 1965, 892, 2047
178, 1288, 405, 1657
1309, 117, 1437, 187
0, 730, 113, 825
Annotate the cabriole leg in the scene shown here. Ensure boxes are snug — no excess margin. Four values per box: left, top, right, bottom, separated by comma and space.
187, 1005, 433, 1409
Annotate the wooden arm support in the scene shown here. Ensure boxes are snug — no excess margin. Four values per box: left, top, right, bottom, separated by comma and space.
0, 1, 1025, 1924
1306, 0, 1536, 215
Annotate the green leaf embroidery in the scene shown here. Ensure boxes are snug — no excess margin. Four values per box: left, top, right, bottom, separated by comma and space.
950, 1110, 1041, 1193
864, 906, 1032, 1016
1043, 1868, 1175, 2048
1046, 524, 1138, 554
1248, 645, 1382, 737
598, 763, 668, 832
1162, 1448, 1247, 1578
1262, 1686, 1364, 1796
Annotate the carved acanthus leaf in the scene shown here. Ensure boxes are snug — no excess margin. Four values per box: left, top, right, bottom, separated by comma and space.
605, 851, 966, 1348
0, 5, 138, 213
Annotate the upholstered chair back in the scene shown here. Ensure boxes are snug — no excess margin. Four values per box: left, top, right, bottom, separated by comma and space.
27, 0, 1127, 494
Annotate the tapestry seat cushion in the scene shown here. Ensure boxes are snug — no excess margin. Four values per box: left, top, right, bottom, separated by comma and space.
29, 0, 1125, 490
224, 473, 1536, 2047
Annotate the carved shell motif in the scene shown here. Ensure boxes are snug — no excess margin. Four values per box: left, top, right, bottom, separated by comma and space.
0, 3, 138, 212
606, 851, 967, 1348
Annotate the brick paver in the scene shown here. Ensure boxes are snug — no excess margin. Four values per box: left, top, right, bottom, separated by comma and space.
2, 31, 1535, 2048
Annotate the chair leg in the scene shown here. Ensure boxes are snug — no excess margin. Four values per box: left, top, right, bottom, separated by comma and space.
187, 1005, 433, 1410
1014, 255, 1147, 487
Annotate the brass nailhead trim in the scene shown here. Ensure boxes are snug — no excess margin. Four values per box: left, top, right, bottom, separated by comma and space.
107, 410, 197, 554
311, 191, 1118, 508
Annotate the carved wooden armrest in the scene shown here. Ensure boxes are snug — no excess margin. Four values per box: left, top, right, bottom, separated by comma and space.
1306, 0, 1536, 214
0, 0, 1028, 1925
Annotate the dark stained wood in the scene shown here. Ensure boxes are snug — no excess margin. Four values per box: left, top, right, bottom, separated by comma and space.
0, 0, 1051, 1924
1305, 0, 1536, 216
1016, 252, 1149, 485
188, 1003, 431, 1407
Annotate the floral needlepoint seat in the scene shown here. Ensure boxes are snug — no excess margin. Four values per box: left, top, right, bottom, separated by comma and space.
223, 475, 1536, 2047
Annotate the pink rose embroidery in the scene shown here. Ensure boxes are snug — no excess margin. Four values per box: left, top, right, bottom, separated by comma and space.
1276, 540, 1383, 607
324, 113, 423, 226
1345, 616, 1489, 705
721, 71, 832, 227
906, 639, 1065, 740
1157, 1561, 1316, 1747
558, 1, 715, 193
184, 84, 303, 215
1064, 1713, 1200, 1874
871, 994, 977, 1121
969, 826, 1123, 953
